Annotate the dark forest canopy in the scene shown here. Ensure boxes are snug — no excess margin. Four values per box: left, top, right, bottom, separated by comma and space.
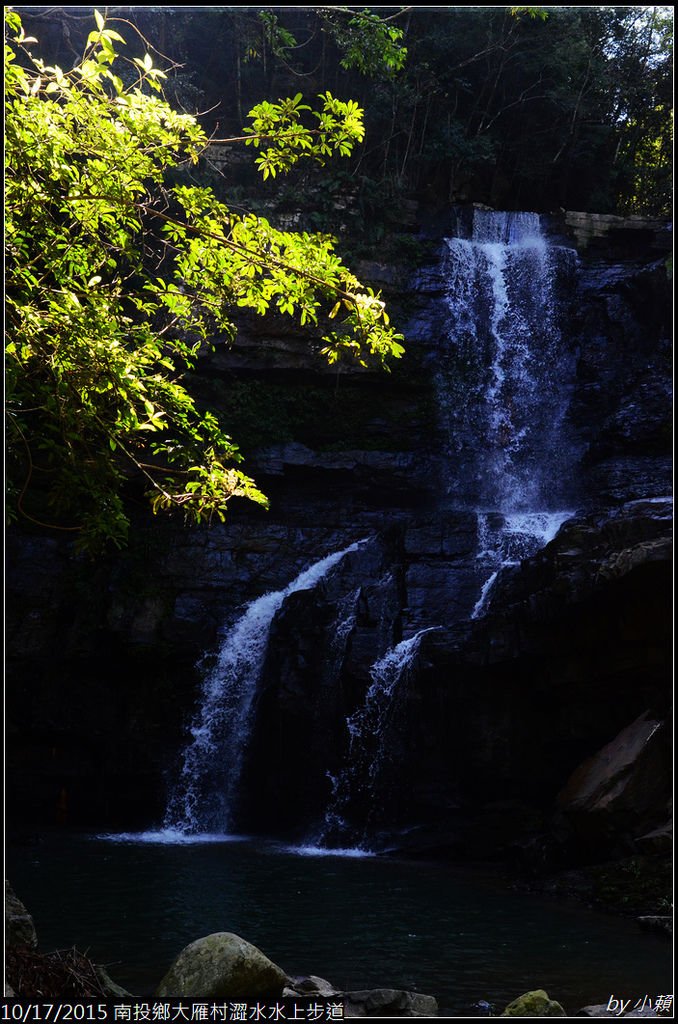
14, 5, 673, 216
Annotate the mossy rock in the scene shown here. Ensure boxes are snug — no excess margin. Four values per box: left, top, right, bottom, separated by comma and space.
156, 932, 288, 999
501, 989, 567, 1017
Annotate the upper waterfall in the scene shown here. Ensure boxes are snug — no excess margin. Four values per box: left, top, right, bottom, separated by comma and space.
434, 209, 579, 615
441, 208, 578, 512
468, 209, 543, 245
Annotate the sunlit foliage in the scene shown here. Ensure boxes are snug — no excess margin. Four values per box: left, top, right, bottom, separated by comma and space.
5, 9, 404, 551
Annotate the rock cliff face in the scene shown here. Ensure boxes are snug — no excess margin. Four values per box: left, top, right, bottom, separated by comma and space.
5, 207, 671, 867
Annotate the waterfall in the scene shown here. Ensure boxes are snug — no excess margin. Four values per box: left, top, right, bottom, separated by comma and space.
316, 628, 437, 851
439, 209, 578, 615
162, 208, 579, 848
164, 540, 366, 835
307, 209, 579, 849
471, 510, 572, 619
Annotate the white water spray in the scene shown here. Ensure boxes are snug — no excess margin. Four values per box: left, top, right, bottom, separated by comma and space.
317, 628, 439, 850
471, 510, 573, 618
441, 210, 578, 616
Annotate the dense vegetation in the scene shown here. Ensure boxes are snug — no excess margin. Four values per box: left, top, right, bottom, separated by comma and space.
5, 6, 672, 550
16, 6, 670, 216
5, 8, 404, 550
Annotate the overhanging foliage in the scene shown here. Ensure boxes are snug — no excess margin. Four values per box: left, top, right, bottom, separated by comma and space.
5, 9, 404, 551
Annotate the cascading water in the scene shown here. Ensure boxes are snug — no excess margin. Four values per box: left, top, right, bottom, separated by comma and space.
306, 210, 579, 850
439, 209, 578, 615
164, 540, 366, 835
471, 509, 573, 619
315, 628, 438, 852
162, 208, 579, 849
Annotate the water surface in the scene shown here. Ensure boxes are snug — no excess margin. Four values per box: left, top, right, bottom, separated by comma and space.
7, 830, 672, 1016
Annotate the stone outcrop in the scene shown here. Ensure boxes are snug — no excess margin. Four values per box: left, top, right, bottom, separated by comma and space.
563, 211, 671, 257
341, 989, 438, 1018
5, 880, 38, 950
556, 713, 670, 852
156, 932, 288, 1000
283, 976, 438, 1018
444, 499, 671, 861
568, 257, 671, 508
469, 498, 672, 652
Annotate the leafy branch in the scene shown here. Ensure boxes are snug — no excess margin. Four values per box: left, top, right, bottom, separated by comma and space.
5, 8, 404, 552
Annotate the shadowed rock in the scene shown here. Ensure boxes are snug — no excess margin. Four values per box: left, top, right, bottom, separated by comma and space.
342, 988, 438, 1017
556, 712, 669, 848
5, 880, 38, 950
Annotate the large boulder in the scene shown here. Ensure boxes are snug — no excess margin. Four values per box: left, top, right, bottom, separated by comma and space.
5, 880, 38, 950
556, 712, 670, 850
501, 989, 567, 1016
156, 932, 288, 999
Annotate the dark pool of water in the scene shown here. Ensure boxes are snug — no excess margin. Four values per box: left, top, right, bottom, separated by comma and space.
6, 830, 673, 1016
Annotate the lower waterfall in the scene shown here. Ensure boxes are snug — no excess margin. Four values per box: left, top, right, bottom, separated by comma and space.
314, 629, 438, 852
164, 540, 366, 835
